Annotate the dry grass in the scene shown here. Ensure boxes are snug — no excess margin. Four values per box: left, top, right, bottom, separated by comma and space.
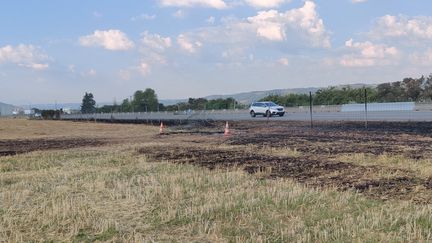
337, 153, 432, 178
1, 120, 432, 241
2, 146, 432, 242
0, 118, 157, 140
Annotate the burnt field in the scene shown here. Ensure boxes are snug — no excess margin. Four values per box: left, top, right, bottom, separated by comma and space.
2, 120, 432, 203
3, 119, 432, 241
139, 121, 432, 203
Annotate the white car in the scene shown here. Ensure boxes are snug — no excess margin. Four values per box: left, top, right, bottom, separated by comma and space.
249, 101, 285, 117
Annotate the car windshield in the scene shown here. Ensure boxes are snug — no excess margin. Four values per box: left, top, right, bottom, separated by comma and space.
264, 102, 277, 106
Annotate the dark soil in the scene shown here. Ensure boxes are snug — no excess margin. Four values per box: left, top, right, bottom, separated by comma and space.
139, 121, 432, 203
0, 138, 107, 156
226, 121, 432, 159
139, 145, 432, 203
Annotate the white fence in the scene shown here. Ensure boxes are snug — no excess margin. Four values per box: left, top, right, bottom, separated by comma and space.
60, 102, 432, 122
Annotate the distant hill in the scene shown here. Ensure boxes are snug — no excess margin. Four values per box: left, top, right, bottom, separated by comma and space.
159, 99, 188, 106
203, 84, 374, 104
204, 87, 320, 105
158, 88, 318, 106
0, 102, 17, 116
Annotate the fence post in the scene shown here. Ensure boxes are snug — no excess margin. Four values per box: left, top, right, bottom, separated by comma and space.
364, 88, 368, 129
309, 91, 313, 129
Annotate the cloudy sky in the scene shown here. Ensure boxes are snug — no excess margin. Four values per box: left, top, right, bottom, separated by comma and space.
1, 0, 432, 105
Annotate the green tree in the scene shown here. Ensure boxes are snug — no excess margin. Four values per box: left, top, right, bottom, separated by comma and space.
260, 93, 310, 107
132, 88, 159, 112
121, 99, 132, 112
423, 74, 432, 101
403, 78, 422, 101
188, 98, 208, 110
314, 87, 350, 105
261, 86, 378, 107
80, 92, 96, 114
391, 81, 407, 102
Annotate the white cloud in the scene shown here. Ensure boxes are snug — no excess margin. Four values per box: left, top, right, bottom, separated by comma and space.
410, 49, 432, 66
371, 15, 432, 40
137, 62, 151, 76
139, 31, 172, 65
79, 29, 134, 51
117, 63, 151, 80
248, 10, 286, 41
0, 44, 50, 70
130, 14, 156, 21
278, 57, 289, 66
141, 31, 172, 51
284, 0, 330, 47
160, 0, 227, 9
246, 1, 330, 47
172, 0, 329, 65
351, 0, 367, 3
340, 39, 399, 67
19, 63, 49, 70
177, 34, 202, 53
244, 0, 291, 9
221, 47, 250, 62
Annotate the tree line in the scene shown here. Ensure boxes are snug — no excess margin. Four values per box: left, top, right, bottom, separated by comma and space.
80, 74, 432, 113
80, 89, 245, 114
163, 97, 246, 111
260, 74, 432, 106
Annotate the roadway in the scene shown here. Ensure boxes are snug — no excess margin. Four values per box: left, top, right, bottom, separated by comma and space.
61, 110, 432, 122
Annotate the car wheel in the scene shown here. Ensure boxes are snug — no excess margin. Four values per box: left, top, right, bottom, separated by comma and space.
266, 110, 271, 117
250, 110, 256, 117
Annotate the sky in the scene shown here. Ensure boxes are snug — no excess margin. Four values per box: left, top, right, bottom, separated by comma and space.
1, 0, 432, 105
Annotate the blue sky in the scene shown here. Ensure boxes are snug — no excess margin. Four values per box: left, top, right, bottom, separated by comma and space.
1, 0, 432, 105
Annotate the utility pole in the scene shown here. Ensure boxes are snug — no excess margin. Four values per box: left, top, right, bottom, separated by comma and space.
309, 91, 313, 129
364, 88, 368, 129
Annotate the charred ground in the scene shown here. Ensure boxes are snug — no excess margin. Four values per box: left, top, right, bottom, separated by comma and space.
3, 120, 432, 202
139, 121, 432, 203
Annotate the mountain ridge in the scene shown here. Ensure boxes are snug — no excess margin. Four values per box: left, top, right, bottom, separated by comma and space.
188, 83, 372, 105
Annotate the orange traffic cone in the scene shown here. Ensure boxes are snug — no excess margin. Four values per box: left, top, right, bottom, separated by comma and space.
159, 122, 164, 134
224, 121, 230, 136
